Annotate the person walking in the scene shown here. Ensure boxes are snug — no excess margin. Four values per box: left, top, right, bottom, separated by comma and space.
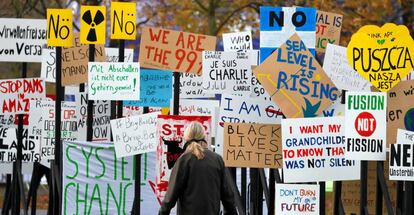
158, 122, 238, 215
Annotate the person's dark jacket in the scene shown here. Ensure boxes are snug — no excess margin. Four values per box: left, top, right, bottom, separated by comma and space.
158, 149, 237, 215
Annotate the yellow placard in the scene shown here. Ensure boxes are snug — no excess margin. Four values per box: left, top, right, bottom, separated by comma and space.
110, 2, 136, 40
80, 6, 106, 44
347, 23, 414, 92
46, 9, 73, 47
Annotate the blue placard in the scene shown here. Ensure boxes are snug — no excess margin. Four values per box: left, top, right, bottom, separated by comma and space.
124, 69, 172, 107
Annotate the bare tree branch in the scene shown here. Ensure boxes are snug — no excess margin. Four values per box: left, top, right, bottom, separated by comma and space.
194, 0, 208, 12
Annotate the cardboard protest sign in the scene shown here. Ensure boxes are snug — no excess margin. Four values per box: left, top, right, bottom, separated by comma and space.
40, 48, 56, 82
389, 129, 414, 181
110, 2, 136, 40
345, 92, 387, 160
75, 91, 111, 142
282, 117, 360, 182
222, 31, 253, 51
179, 73, 213, 98
155, 115, 211, 200
323, 44, 371, 91
61, 33, 106, 86
202, 51, 254, 95
316, 11, 342, 53
139, 27, 217, 74
386, 80, 414, 144
253, 33, 339, 118
275, 184, 320, 215
63, 141, 134, 214
176, 99, 219, 136
223, 123, 282, 168
88, 62, 140, 101
110, 112, 159, 157
319, 99, 345, 117
260, 6, 316, 62
0, 18, 46, 62
0, 78, 45, 114
216, 94, 284, 155
80, 6, 106, 44
46, 9, 73, 47
123, 69, 172, 107
347, 23, 414, 92
105, 47, 134, 62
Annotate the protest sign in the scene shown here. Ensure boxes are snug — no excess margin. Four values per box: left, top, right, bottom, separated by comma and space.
0, 78, 45, 114
319, 99, 345, 117
176, 99, 219, 136
389, 129, 414, 181
110, 2, 136, 40
223, 123, 282, 168
0, 18, 46, 62
316, 11, 342, 53
122, 106, 162, 117
216, 94, 284, 155
63, 141, 134, 214
0, 115, 15, 128
155, 115, 211, 200
202, 51, 254, 95
275, 184, 320, 215
40, 48, 56, 82
260, 6, 316, 62
88, 62, 140, 101
123, 69, 172, 107
75, 91, 111, 142
323, 44, 371, 91
347, 23, 414, 92
110, 112, 159, 157
0, 126, 41, 162
345, 92, 387, 160
139, 27, 217, 74
80, 6, 106, 44
105, 47, 134, 62
46, 9, 73, 47
386, 80, 414, 144
282, 117, 360, 182
222, 31, 253, 51
61, 33, 106, 86
253, 33, 339, 118
179, 73, 213, 98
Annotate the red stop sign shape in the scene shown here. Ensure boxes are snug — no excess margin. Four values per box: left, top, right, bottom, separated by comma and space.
354, 111, 376, 137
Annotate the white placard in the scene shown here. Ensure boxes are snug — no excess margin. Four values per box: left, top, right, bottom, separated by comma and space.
105, 47, 134, 62
223, 31, 253, 51
389, 129, 414, 181
275, 184, 320, 215
40, 48, 56, 82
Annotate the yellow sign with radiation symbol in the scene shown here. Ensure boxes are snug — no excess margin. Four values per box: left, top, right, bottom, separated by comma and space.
347, 23, 414, 92
110, 2, 137, 40
46, 9, 73, 47
80, 6, 106, 44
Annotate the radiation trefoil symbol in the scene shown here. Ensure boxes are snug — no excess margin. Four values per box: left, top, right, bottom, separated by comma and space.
82, 10, 105, 42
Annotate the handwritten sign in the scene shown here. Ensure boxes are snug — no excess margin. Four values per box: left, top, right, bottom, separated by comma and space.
216, 94, 284, 155
223, 123, 282, 168
316, 11, 342, 53
156, 115, 211, 200
0, 78, 45, 114
61, 33, 106, 86
275, 184, 320, 215
389, 129, 414, 181
222, 31, 252, 51
177, 99, 219, 136
347, 23, 414, 92
386, 80, 414, 144
282, 117, 360, 182
40, 48, 56, 82
0, 18, 46, 62
88, 62, 140, 101
123, 69, 172, 107
110, 2, 136, 40
110, 112, 159, 157
260, 7, 316, 62
202, 51, 254, 95
0, 127, 40, 162
345, 92, 387, 160
80, 6, 106, 44
105, 47, 134, 62
139, 27, 217, 74
63, 141, 134, 214
46, 9, 73, 47
179, 73, 213, 98
323, 44, 371, 91
254, 33, 339, 118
